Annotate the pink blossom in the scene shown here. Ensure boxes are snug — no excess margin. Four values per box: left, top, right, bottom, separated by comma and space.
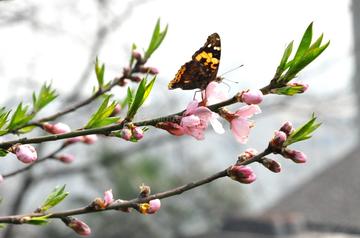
203, 81, 228, 105
227, 165, 256, 184
241, 89, 263, 105
156, 122, 186, 136
120, 129, 132, 141
43, 122, 71, 134
57, 154, 75, 164
147, 199, 161, 214
14, 144, 37, 164
68, 219, 91, 236
180, 100, 224, 140
83, 135, 98, 144
280, 121, 294, 135
103, 189, 114, 207
222, 105, 261, 144
283, 149, 307, 163
132, 127, 144, 140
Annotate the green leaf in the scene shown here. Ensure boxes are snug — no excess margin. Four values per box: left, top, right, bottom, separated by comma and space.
126, 76, 156, 120
0, 149, 8, 157
39, 185, 69, 212
0, 224, 6, 229
125, 87, 134, 109
271, 84, 307, 96
284, 114, 321, 146
0, 107, 10, 130
144, 18, 168, 60
32, 82, 58, 113
293, 22, 313, 64
95, 57, 105, 87
85, 95, 117, 129
7, 103, 34, 130
278, 41, 293, 72
26, 215, 50, 226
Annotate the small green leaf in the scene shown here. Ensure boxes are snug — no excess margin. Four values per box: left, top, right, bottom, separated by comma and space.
293, 22, 313, 64
26, 215, 50, 226
0, 107, 10, 130
126, 87, 134, 109
271, 84, 307, 96
0, 149, 8, 157
39, 185, 69, 212
32, 82, 58, 113
278, 41, 293, 72
95, 57, 105, 87
284, 114, 321, 146
144, 18, 168, 60
7, 103, 34, 130
85, 95, 117, 129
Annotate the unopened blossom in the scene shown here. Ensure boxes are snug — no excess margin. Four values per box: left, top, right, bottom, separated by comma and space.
14, 144, 37, 164
110, 104, 122, 116
221, 105, 261, 144
57, 154, 75, 164
271, 130, 287, 148
202, 81, 228, 105
132, 50, 142, 61
288, 82, 309, 93
138, 199, 161, 214
238, 148, 258, 163
104, 189, 114, 207
132, 127, 144, 140
120, 129, 132, 141
280, 121, 294, 136
83, 134, 98, 144
43, 122, 71, 134
156, 121, 186, 136
227, 165, 256, 184
0, 175, 3, 184
139, 66, 159, 74
240, 89, 263, 105
64, 136, 84, 145
68, 218, 91, 236
283, 148, 307, 163
262, 158, 281, 173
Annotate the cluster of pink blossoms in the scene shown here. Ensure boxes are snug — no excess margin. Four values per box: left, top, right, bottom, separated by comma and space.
158, 82, 263, 144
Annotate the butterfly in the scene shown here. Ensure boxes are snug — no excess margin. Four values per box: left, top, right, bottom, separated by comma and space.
168, 33, 221, 90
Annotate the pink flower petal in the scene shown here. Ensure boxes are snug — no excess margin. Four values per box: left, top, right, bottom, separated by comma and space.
231, 118, 251, 144
181, 115, 201, 127
185, 100, 199, 115
234, 105, 261, 118
205, 82, 228, 105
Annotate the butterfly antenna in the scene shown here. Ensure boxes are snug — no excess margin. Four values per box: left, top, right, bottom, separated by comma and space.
219, 64, 244, 77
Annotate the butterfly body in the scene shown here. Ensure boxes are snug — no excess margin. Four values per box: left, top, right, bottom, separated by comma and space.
168, 33, 221, 90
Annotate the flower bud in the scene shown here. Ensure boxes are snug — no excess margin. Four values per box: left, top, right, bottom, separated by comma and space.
0, 174, 3, 184
14, 144, 37, 164
282, 148, 307, 163
156, 122, 185, 136
110, 104, 122, 116
271, 130, 287, 148
104, 189, 114, 207
261, 158, 281, 173
280, 121, 294, 136
83, 135, 98, 144
132, 50, 142, 61
128, 75, 142, 82
64, 136, 84, 145
289, 82, 309, 93
57, 154, 75, 164
139, 66, 159, 74
147, 199, 161, 214
238, 148, 258, 163
241, 89, 264, 105
68, 218, 91, 236
139, 184, 151, 198
132, 127, 144, 140
227, 165, 256, 184
43, 122, 71, 134
120, 129, 132, 141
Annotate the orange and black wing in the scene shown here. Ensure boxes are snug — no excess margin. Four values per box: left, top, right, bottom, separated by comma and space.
168, 33, 221, 90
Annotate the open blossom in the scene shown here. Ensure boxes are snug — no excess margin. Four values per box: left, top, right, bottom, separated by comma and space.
43, 122, 71, 134
227, 165, 256, 184
68, 218, 91, 236
14, 144, 37, 164
202, 81, 228, 105
221, 105, 261, 144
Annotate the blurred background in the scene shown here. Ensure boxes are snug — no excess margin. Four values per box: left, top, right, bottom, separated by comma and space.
0, 0, 358, 237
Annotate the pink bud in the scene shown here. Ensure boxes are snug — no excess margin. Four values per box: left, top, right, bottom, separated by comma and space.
280, 121, 294, 136
110, 104, 122, 116
271, 130, 287, 148
132, 50, 142, 61
283, 149, 307, 163
64, 136, 85, 145
43, 122, 71, 134
120, 129, 132, 141
14, 144, 37, 164
83, 135, 98, 144
0, 175, 3, 184
156, 122, 185, 137
147, 199, 161, 214
104, 189, 114, 207
241, 89, 263, 105
132, 127, 144, 140
57, 154, 75, 164
68, 219, 91, 236
139, 66, 159, 74
227, 165, 256, 184
288, 82, 309, 93
262, 158, 281, 173
238, 148, 258, 162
